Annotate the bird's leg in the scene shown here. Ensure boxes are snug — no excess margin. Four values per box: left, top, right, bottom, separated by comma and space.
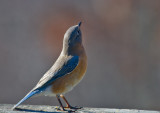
60, 94, 71, 108
60, 94, 82, 109
56, 95, 66, 111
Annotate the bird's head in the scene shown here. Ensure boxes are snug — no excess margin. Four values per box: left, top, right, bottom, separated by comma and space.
62, 22, 83, 55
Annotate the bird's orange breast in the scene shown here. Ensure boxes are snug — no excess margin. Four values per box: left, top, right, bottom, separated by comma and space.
51, 52, 87, 94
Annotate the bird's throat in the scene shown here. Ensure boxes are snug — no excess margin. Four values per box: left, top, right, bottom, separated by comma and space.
62, 43, 84, 56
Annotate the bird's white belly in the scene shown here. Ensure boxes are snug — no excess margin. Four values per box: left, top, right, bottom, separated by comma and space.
40, 85, 56, 97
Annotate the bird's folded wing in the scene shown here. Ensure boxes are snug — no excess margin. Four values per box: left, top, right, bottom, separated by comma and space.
33, 55, 79, 91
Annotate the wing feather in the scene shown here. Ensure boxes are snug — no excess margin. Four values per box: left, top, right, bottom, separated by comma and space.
33, 55, 79, 91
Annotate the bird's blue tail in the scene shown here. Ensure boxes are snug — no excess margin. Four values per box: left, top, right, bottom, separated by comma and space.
12, 90, 39, 110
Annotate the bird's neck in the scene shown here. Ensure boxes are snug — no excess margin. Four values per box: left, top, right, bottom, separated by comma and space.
62, 43, 85, 56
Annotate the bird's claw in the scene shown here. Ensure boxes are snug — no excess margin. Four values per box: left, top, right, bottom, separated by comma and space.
64, 105, 82, 110
55, 106, 75, 112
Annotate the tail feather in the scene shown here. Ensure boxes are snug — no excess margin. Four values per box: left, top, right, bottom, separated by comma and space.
12, 90, 39, 110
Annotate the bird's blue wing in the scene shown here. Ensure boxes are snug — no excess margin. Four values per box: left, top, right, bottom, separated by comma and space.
13, 56, 79, 109
53, 56, 79, 79
36, 55, 79, 90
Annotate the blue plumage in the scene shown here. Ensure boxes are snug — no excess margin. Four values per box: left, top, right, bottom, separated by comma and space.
48, 56, 79, 82
36, 56, 79, 90
12, 90, 39, 109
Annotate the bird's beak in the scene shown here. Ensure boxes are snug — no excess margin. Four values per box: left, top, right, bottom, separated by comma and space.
78, 22, 82, 28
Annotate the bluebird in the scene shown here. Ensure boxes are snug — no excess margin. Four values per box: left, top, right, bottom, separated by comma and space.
12, 22, 87, 111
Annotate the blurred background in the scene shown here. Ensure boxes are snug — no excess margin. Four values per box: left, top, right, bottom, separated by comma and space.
0, 0, 160, 111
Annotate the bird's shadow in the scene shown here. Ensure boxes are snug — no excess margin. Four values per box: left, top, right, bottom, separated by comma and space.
14, 107, 76, 113
14, 108, 59, 113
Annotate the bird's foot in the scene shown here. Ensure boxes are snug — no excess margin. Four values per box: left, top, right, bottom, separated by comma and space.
64, 105, 82, 110
56, 106, 75, 112
55, 106, 65, 111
